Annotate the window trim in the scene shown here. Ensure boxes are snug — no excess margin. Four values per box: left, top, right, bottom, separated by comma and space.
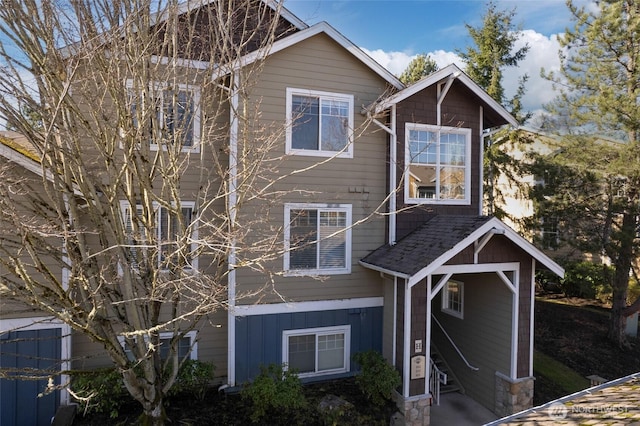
285, 88, 354, 158
404, 123, 472, 205
283, 203, 352, 276
120, 200, 198, 271
441, 279, 464, 319
282, 325, 351, 378
118, 330, 198, 361
125, 79, 201, 153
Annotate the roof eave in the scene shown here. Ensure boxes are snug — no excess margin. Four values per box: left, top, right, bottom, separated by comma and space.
214, 22, 404, 90
358, 260, 411, 280
403, 217, 564, 287
373, 63, 518, 127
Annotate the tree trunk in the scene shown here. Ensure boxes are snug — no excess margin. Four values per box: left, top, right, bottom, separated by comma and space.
138, 400, 166, 426
607, 211, 635, 347
122, 368, 167, 426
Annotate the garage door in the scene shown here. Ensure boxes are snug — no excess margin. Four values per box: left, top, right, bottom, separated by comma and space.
1, 327, 61, 426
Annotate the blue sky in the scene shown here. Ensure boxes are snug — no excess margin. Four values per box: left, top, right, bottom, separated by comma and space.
285, 0, 582, 120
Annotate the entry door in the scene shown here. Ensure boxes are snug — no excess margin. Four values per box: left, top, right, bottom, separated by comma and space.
1, 328, 61, 426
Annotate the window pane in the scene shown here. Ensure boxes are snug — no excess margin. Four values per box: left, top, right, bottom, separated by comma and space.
318, 333, 344, 371
289, 209, 318, 269
446, 281, 462, 313
408, 130, 437, 164
164, 90, 194, 147
320, 99, 349, 151
159, 336, 191, 360
440, 132, 466, 166
159, 206, 194, 268
408, 164, 437, 199
318, 211, 346, 268
292, 95, 319, 150
288, 335, 315, 373
439, 167, 465, 200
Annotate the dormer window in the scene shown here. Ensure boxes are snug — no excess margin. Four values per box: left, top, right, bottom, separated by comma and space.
405, 123, 471, 205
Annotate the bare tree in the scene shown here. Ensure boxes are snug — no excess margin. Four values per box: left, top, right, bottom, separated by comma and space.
0, 1, 390, 423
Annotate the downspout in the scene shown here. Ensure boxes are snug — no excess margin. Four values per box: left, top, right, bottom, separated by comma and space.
389, 105, 397, 245
403, 280, 411, 397
367, 105, 397, 245
479, 106, 484, 216
226, 71, 239, 387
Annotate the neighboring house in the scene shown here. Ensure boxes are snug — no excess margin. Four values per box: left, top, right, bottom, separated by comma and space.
0, 3, 563, 426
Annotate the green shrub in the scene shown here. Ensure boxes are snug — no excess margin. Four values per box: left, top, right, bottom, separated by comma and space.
241, 364, 307, 423
71, 368, 128, 418
352, 350, 401, 406
560, 261, 614, 300
168, 359, 215, 401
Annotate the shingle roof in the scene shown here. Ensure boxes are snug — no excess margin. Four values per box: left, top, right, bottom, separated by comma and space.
0, 131, 41, 163
487, 372, 640, 425
360, 215, 493, 276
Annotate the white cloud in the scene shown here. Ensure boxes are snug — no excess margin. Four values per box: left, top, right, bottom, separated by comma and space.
362, 29, 563, 120
502, 30, 563, 117
361, 48, 413, 76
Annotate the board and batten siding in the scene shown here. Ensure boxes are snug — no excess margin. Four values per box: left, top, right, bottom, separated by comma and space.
432, 272, 512, 411
234, 306, 383, 383
232, 33, 390, 305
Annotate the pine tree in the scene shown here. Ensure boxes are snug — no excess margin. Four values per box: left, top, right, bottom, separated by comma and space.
398, 53, 438, 85
540, 0, 640, 346
458, 1, 530, 217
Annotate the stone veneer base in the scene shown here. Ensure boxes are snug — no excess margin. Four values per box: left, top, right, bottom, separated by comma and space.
494, 372, 535, 418
391, 392, 432, 426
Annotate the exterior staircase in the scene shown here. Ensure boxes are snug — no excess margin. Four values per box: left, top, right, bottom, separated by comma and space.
430, 344, 463, 397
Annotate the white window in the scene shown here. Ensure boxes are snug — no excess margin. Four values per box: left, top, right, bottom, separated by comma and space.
540, 216, 559, 250
286, 88, 354, 158
283, 326, 350, 377
284, 204, 352, 275
119, 331, 197, 362
121, 201, 197, 270
442, 280, 464, 319
405, 123, 471, 204
126, 80, 201, 152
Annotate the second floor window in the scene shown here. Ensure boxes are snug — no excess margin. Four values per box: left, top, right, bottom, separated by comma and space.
127, 81, 201, 152
405, 123, 471, 204
121, 201, 197, 271
286, 88, 354, 158
284, 204, 352, 275
442, 280, 464, 319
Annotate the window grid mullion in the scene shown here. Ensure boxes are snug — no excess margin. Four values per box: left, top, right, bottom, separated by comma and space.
315, 209, 322, 269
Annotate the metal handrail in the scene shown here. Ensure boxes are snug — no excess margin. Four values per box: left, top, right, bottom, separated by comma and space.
429, 358, 447, 405
431, 314, 479, 371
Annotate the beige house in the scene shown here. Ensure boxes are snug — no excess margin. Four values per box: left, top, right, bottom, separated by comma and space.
0, 2, 563, 425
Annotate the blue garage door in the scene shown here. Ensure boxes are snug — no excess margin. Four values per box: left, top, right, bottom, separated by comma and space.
1, 328, 61, 426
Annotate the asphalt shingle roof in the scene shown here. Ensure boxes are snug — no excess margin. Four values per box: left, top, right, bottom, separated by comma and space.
360, 215, 493, 276
489, 373, 640, 425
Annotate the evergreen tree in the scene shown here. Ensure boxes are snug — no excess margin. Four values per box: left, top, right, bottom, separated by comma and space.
398, 53, 438, 85
458, 1, 529, 120
539, 0, 640, 346
458, 1, 530, 217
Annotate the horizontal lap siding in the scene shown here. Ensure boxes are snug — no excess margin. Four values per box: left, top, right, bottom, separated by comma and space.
71, 310, 228, 375
432, 273, 512, 411
233, 33, 389, 304
234, 306, 383, 383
